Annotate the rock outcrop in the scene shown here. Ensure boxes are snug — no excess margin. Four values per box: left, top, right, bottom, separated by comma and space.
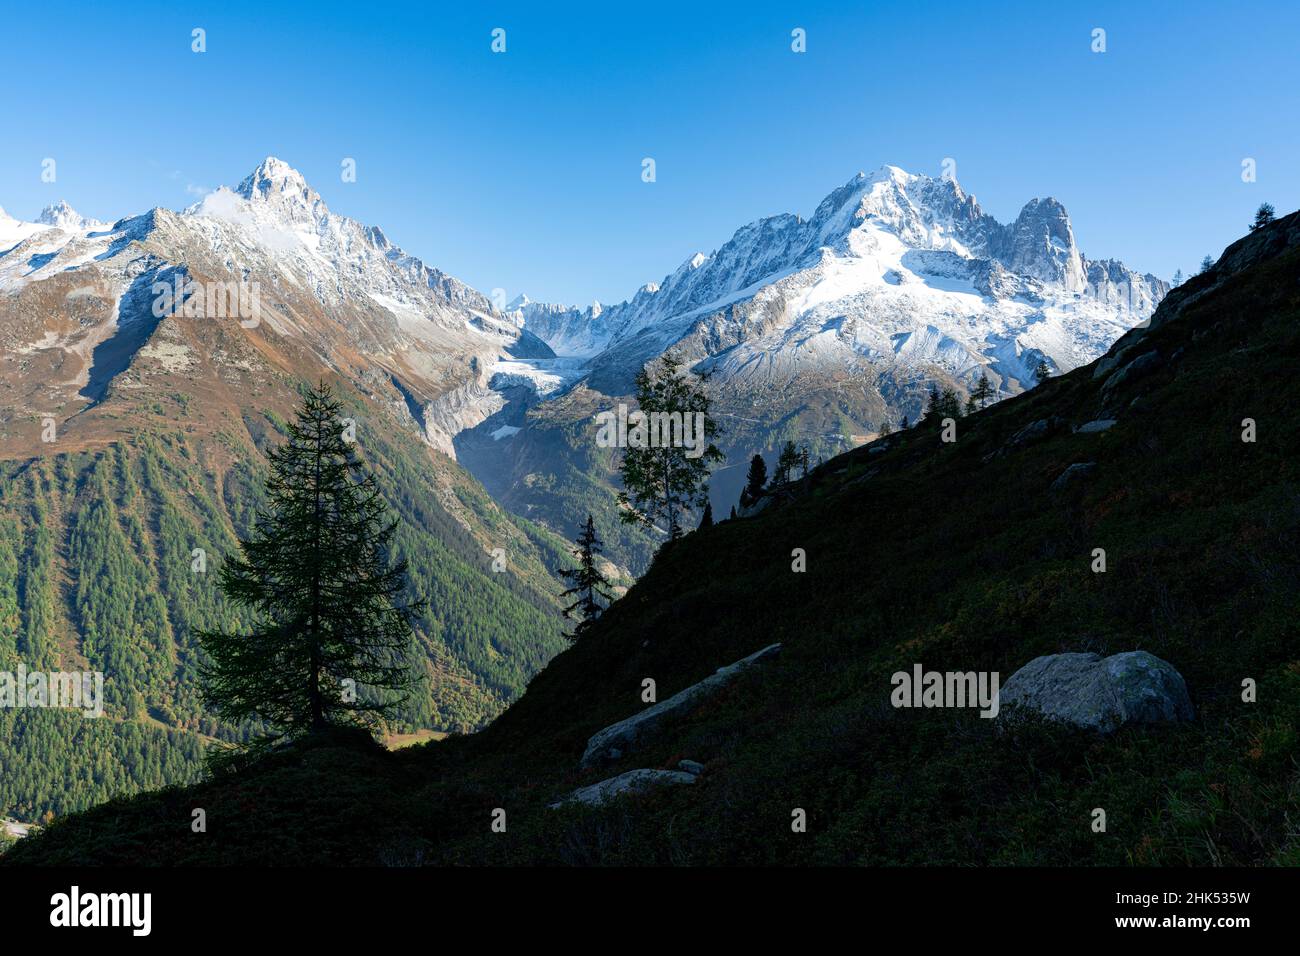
999, 651, 1194, 733
580, 643, 782, 768
548, 769, 697, 809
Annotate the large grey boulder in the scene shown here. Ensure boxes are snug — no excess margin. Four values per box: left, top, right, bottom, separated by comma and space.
580, 643, 782, 768
548, 769, 696, 809
999, 651, 1193, 733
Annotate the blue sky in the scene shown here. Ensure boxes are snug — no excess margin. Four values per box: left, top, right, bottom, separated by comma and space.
4, 0, 1298, 304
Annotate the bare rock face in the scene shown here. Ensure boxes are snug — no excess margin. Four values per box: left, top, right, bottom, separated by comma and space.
548, 769, 698, 809
580, 643, 782, 768
999, 651, 1193, 734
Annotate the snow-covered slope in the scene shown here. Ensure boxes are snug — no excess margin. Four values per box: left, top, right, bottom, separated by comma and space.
520, 166, 1166, 403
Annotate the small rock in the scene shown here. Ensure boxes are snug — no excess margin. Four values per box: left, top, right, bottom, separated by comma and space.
548, 769, 697, 809
1050, 462, 1098, 492
1101, 350, 1161, 393
677, 759, 705, 776
1075, 419, 1116, 433
999, 650, 1193, 734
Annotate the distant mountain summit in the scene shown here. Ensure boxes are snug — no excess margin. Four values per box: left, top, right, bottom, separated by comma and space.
35, 199, 107, 233
517, 165, 1165, 397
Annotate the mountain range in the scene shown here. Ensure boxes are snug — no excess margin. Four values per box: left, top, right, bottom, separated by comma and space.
8, 204, 1295, 866
0, 157, 1166, 823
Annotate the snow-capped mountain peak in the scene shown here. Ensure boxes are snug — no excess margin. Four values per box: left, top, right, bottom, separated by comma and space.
218, 156, 330, 228
519, 163, 1167, 405
36, 199, 106, 233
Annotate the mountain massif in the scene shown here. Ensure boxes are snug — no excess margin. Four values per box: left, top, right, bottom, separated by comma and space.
9, 206, 1296, 867
466, 166, 1167, 538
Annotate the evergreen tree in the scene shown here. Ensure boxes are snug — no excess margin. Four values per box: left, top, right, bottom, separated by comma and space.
728, 505, 737, 520
925, 383, 942, 420
698, 501, 714, 530
1250, 202, 1276, 231
940, 387, 961, 418
1198, 254, 1215, 275
879, 420, 893, 437
558, 514, 613, 643
798, 444, 812, 479
1033, 360, 1052, 385
773, 440, 800, 485
964, 395, 977, 416
617, 353, 724, 540
972, 372, 993, 409
199, 382, 418, 755
739, 453, 768, 508
900, 414, 909, 430
1172, 268, 1184, 287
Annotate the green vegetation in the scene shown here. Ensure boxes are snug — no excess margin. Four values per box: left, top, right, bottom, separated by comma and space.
0, 382, 567, 824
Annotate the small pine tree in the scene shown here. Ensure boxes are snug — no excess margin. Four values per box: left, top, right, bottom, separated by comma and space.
773, 440, 800, 485
940, 387, 961, 418
972, 372, 993, 409
1198, 254, 1215, 275
199, 382, 419, 756
1171, 268, 1184, 287
901, 414, 910, 430
964, 395, 977, 416
558, 514, 614, 643
925, 383, 942, 420
728, 505, 737, 520
1250, 203, 1276, 232
798, 444, 811, 479
1033, 359, 1052, 385
739, 453, 767, 508
879, 420, 893, 437
698, 501, 714, 529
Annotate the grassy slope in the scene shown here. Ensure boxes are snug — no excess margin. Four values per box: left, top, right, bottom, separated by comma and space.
7, 214, 1300, 866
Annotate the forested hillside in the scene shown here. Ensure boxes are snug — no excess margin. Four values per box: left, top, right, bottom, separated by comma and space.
0, 381, 571, 822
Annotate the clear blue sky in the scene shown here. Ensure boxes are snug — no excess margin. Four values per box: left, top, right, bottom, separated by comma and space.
5, 0, 1298, 304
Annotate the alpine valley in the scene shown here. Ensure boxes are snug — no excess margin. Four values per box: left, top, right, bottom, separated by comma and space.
0, 158, 1163, 825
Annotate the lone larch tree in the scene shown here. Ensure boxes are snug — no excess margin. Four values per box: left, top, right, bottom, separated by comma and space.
200, 381, 418, 756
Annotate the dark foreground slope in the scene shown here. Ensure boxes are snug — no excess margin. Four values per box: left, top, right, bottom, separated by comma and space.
7, 213, 1300, 866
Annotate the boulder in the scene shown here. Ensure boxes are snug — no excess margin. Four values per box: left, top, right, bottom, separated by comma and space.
580, 643, 782, 768
999, 651, 1193, 733
677, 759, 705, 776
548, 769, 696, 809
1101, 351, 1161, 394
1075, 419, 1116, 433
1010, 416, 1069, 447
984, 416, 1069, 462
1050, 462, 1098, 492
